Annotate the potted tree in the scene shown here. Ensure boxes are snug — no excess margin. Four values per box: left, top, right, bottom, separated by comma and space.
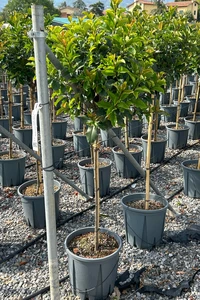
121, 101, 168, 249
47, 1, 166, 298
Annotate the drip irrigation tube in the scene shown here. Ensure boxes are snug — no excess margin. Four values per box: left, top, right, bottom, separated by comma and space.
0, 139, 197, 265
20, 187, 185, 300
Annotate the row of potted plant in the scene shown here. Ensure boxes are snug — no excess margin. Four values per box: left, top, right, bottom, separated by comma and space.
0, 1, 200, 298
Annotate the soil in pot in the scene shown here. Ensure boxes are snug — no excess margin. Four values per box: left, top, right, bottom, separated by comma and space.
68, 231, 119, 258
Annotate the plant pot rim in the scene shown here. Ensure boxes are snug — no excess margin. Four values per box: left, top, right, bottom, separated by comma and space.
112, 144, 143, 153
0, 150, 26, 161
141, 134, 167, 142
12, 124, 32, 130
121, 193, 168, 213
65, 226, 122, 262
52, 138, 66, 145
52, 117, 67, 123
72, 130, 86, 136
166, 124, 189, 131
17, 179, 61, 199
181, 159, 200, 171
184, 116, 200, 123
78, 157, 112, 169
161, 104, 177, 108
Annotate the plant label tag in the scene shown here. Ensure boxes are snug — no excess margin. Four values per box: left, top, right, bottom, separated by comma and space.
32, 103, 40, 151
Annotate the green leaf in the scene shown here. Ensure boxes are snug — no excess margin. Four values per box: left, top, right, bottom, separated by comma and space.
86, 126, 98, 144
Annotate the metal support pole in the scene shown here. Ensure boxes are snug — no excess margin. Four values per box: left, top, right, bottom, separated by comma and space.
108, 128, 178, 216
30, 5, 60, 299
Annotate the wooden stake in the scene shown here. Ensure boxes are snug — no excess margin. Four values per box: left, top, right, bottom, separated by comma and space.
193, 81, 200, 122
8, 81, 13, 159
93, 139, 100, 251
169, 84, 173, 105
124, 117, 129, 150
145, 101, 153, 210
20, 85, 24, 128
36, 146, 43, 195
175, 76, 185, 130
0, 87, 3, 117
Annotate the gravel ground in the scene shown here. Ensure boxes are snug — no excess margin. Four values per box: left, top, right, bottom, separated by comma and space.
0, 115, 200, 300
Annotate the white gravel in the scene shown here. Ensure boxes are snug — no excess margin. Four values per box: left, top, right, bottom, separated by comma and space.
0, 116, 200, 300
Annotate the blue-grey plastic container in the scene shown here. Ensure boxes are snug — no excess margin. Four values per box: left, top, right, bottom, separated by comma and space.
78, 158, 112, 197
121, 193, 168, 249
65, 227, 122, 300
73, 131, 91, 157
17, 179, 60, 229
161, 104, 177, 123
141, 134, 167, 163
166, 124, 189, 149
182, 160, 200, 198
0, 150, 26, 187
112, 144, 143, 178
184, 116, 200, 140
100, 127, 121, 148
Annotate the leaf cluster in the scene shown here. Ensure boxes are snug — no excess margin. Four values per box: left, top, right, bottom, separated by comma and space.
47, 0, 165, 143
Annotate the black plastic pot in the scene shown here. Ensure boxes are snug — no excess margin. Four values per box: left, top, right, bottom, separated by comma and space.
186, 97, 200, 113
184, 116, 200, 140
184, 84, 193, 97
52, 118, 67, 140
112, 144, 143, 179
128, 119, 142, 137
174, 101, 190, 118
17, 179, 60, 229
159, 92, 170, 105
121, 193, 168, 249
0, 117, 9, 138
100, 127, 121, 148
161, 105, 177, 123
52, 139, 66, 169
13, 93, 27, 108
3, 103, 21, 121
172, 88, 180, 101
182, 160, 200, 198
1, 89, 8, 102
73, 131, 90, 157
141, 134, 167, 163
13, 125, 33, 149
0, 150, 26, 187
65, 227, 122, 300
78, 158, 112, 197
166, 124, 189, 149
74, 116, 84, 131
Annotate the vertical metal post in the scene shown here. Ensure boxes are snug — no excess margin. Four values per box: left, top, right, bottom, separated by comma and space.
31, 5, 60, 299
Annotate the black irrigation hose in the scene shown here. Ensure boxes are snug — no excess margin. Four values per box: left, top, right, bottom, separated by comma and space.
22, 275, 70, 300
0, 139, 199, 265
20, 186, 185, 300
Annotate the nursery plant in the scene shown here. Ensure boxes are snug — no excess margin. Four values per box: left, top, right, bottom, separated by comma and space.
47, 1, 166, 297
